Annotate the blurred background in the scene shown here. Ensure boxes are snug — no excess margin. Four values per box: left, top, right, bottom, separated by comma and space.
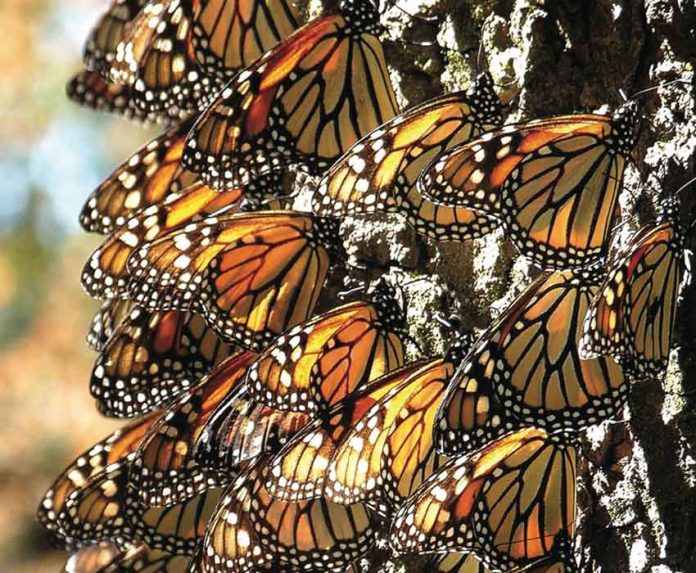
1, 0, 159, 569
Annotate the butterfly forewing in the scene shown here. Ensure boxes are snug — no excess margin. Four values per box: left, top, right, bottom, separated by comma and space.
131, 351, 256, 506
126, 211, 339, 350
191, 0, 303, 78
419, 103, 639, 268
183, 4, 398, 189
580, 221, 685, 378
313, 73, 503, 241
90, 308, 234, 417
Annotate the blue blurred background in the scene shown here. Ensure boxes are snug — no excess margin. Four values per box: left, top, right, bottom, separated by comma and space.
0, 0, 161, 569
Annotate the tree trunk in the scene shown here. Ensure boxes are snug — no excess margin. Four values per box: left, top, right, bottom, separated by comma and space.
326, 1, 696, 571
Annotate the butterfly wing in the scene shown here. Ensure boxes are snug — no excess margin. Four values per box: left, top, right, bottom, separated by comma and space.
83, 0, 145, 73
79, 120, 197, 234
87, 299, 134, 351
90, 308, 234, 417
111, 0, 219, 118
247, 299, 405, 413
131, 351, 255, 506
66, 69, 163, 125
313, 75, 502, 241
127, 211, 339, 350
391, 428, 577, 572
183, 9, 398, 188
326, 358, 447, 513
580, 222, 685, 378
264, 361, 427, 503
193, 391, 310, 472
201, 460, 377, 573
436, 269, 628, 456
37, 415, 157, 547
192, 0, 303, 78
420, 104, 639, 268
82, 183, 243, 299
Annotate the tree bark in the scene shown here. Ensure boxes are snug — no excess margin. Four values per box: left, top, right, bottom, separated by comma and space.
321, 1, 696, 571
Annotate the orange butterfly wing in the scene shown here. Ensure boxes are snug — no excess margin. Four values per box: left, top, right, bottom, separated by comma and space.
420, 103, 638, 268
183, 8, 398, 189
247, 295, 406, 414
127, 211, 339, 349
581, 222, 684, 378
90, 307, 234, 417
131, 351, 255, 506
192, 0, 303, 78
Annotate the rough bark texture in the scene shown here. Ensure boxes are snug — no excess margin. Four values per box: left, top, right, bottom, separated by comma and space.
311, 1, 696, 571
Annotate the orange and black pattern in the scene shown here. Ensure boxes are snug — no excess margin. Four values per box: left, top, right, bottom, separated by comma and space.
191, 0, 304, 78
435, 267, 628, 456
419, 102, 639, 269
37, 414, 157, 549
126, 211, 340, 350
83, 0, 145, 73
391, 428, 577, 572
580, 221, 685, 378
66, 69, 168, 125
263, 361, 428, 503
130, 351, 255, 506
51, 0, 693, 568
197, 458, 378, 572
182, 0, 399, 189
109, 0, 221, 119
193, 389, 310, 473
90, 307, 234, 417
313, 72, 503, 241
247, 278, 407, 414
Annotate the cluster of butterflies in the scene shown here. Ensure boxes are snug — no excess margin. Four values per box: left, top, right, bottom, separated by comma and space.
41, 0, 692, 572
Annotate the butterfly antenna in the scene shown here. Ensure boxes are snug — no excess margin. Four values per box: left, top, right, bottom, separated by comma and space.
628, 77, 691, 101
337, 284, 368, 300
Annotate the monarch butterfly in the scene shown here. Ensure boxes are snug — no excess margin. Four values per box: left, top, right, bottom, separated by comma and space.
80, 120, 290, 235
247, 278, 408, 414
90, 307, 234, 417
193, 388, 310, 473
110, 0, 220, 119
419, 101, 639, 269
580, 221, 687, 378
197, 458, 378, 573
66, 69, 165, 124
131, 351, 256, 506
37, 414, 157, 547
63, 543, 191, 573
80, 119, 197, 234
191, 0, 304, 79
325, 343, 468, 514
87, 299, 134, 351
263, 361, 429, 503
126, 211, 340, 350
83, 0, 145, 73
182, 0, 399, 189
390, 428, 577, 573
82, 182, 244, 300
57, 459, 223, 555
435, 267, 629, 456
312, 72, 503, 241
